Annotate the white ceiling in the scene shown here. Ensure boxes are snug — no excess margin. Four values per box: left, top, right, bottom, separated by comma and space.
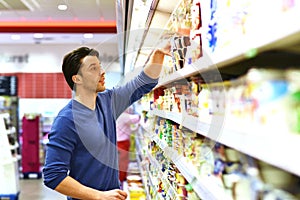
0, 32, 117, 45
0, 0, 117, 44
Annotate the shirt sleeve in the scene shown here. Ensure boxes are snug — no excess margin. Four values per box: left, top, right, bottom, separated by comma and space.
42, 116, 77, 190
111, 70, 158, 119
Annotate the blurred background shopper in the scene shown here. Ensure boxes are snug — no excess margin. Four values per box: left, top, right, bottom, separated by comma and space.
116, 106, 141, 186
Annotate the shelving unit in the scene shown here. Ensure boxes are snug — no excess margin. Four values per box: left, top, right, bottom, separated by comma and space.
149, 109, 300, 177
147, 153, 179, 200
0, 79, 20, 199
0, 113, 20, 199
140, 121, 230, 200
135, 132, 153, 200
117, 0, 300, 199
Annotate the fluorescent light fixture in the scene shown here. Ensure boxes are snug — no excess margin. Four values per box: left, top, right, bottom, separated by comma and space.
31, 0, 41, 9
33, 33, 44, 39
83, 33, 94, 39
11, 35, 21, 40
58, 4, 68, 11
20, 0, 35, 11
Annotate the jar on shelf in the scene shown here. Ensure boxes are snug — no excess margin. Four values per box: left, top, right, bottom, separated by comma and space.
244, 68, 289, 132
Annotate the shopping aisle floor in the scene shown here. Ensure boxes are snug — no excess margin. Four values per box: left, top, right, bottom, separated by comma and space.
19, 179, 131, 200
19, 178, 66, 200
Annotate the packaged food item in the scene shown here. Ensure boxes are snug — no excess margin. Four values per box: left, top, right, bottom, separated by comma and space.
127, 175, 146, 200
245, 68, 289, 131
262, 188, 298, 200
233, 177, 253, 200
286, 69, 300, 134
184, 183, 199, 200
258, 161, 297, 189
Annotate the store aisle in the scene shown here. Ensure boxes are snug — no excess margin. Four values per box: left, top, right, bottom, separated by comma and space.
19, 179, 66, 200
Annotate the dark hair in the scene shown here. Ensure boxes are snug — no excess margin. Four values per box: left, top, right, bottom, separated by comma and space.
62, 47, 100, 90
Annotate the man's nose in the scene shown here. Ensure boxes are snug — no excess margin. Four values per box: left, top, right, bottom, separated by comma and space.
100, 68, 105, 75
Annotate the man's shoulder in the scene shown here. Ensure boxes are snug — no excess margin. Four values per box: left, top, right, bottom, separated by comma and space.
55, 101, 73, 119
97, 88, 113, 96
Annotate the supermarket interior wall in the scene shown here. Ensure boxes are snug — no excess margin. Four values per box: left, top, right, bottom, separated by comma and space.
0, 44, 121, 73
18, 71, 123, 120
19, 98, 70, 120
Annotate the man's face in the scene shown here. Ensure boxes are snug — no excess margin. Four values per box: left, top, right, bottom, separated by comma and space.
77, 55, 106, 93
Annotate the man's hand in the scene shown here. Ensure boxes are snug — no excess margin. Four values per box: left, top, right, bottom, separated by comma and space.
154, 40, 171, 57
99, 189, 128, 200
54, 176, 128, 200
144, 40, 171, 79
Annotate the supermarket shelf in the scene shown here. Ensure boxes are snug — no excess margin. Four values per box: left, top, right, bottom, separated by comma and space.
219, 127, 300, 177
155, 55, 225, 89
135, 132, 145, 161
148, 131, 231, 200
152, 3, 300, 88
2, 157, 20, 165
15, 155, 21, 161
148, 109, 212, 137
9, 143, 19, 151
147, 151, 179, 200
5, 127, 16, 135
174, 156, 231, 200
150, 109, 300, 177
135, 156, 151, 200
141, 122, 212, 199
128, 2, 300, 199
135, 131, 159, 200
139, 127, 179, 199
146, 171, 160, 200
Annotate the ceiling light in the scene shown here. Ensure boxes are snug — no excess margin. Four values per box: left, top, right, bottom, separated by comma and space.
20, 0, 35, 11
33, 33, 44, 39
58, 4, 68, 11
11, 35, 21, 40
83, 33, 94, 39
31, 0, 41, 9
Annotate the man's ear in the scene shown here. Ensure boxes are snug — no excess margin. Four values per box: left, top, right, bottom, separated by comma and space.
72, 74, 81, 84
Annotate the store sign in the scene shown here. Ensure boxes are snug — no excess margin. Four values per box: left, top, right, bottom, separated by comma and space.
0, 53, 29, 64
0, 76, 17, 96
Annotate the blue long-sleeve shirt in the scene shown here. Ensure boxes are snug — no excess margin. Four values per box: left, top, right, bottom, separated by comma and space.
43, 71, 157, 199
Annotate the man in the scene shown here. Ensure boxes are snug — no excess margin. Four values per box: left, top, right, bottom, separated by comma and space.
43, 45, 169, 200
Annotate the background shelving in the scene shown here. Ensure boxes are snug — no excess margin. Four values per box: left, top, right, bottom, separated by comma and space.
139, 109, 300, 199
141, 121, 231, 200
0, 113, 20, 197
135, 132, 153, 200
149, 109, 300, 177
